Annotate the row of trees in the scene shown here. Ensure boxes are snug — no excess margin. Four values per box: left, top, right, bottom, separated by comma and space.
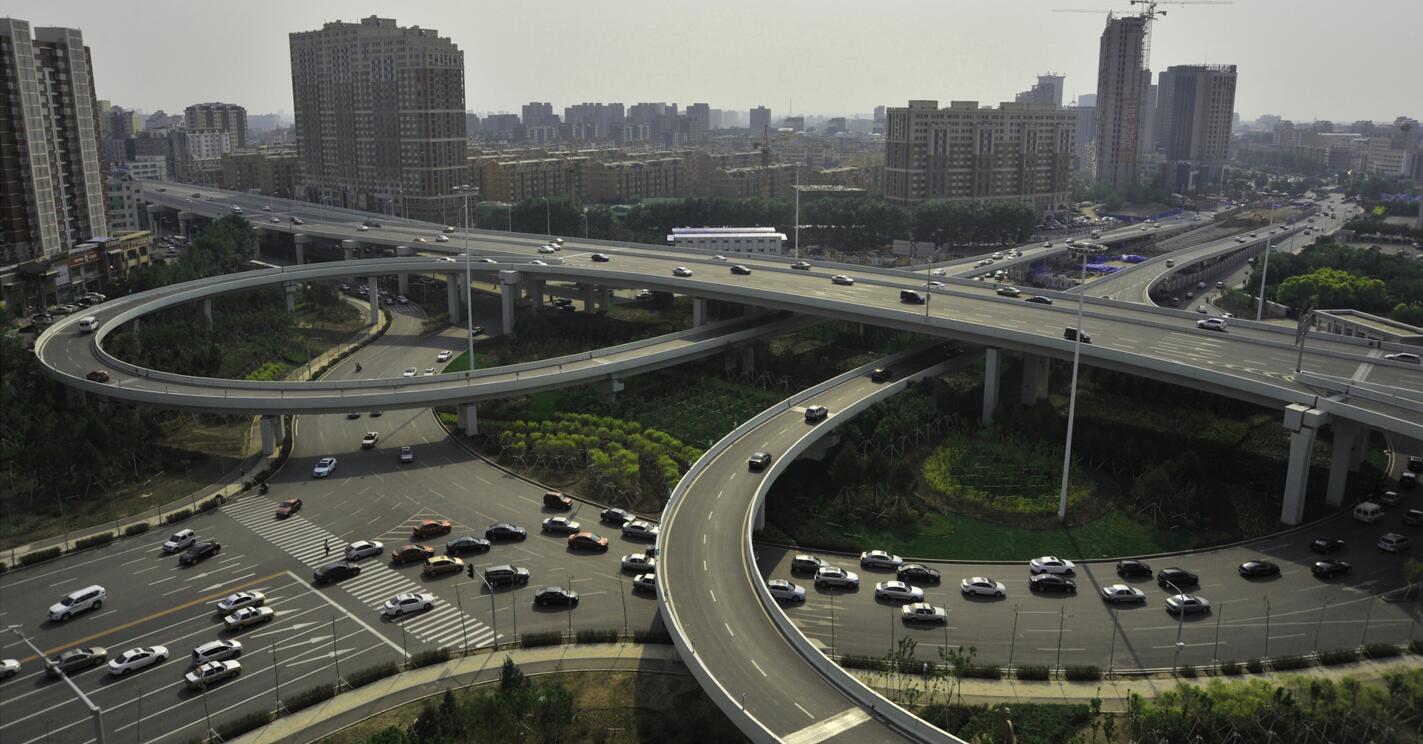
501, 195, 1039, 253
1249, 240, 1423, 321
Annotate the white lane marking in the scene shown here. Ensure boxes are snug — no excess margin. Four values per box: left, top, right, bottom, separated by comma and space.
750, 658, 768, 677
724, 622, 735, 637
709, 590, 717, 603
148, 576, 175, 586
783, 707, 870, 742
703, 560, 707, 572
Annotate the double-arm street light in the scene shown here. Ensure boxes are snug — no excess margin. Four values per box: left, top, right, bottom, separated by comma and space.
1057, 244, 1095, 523
453, 185, 480, 373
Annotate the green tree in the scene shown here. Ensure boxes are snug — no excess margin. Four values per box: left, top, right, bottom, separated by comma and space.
1276, 267, 1389, 311
1391, 302, 1423, 326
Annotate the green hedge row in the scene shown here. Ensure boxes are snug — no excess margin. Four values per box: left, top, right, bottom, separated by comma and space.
1219, 660, 1242, 675
19, 547, 61, 565
1318, 649, 1358, 666
575, 629, 620, 644
166, 508, 192, 524
1364, 643, 1402, 659
410, 648, 450, 668
284, 683, 335, 713
960, 665, 1002, 680
1063, 665, 1101, 681
74, 532, 115, 550
347, 662, 399, 688
1270, 655, 1313, 671
1015, 664, 1051, 681
520, 631, 564, 649
124, 522, 152, 536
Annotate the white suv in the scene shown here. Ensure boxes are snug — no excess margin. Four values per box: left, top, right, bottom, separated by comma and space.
49, 585, 106, 621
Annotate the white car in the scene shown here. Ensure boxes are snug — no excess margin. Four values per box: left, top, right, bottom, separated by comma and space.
436, 350, 453, 362
223, 606, 275, 630
1385, 352, 1421, 364
931, 269, 947, 276
162, 528, 197, 553
928, 281, 946, 289
875, 581, 925, 602
108, 646, 168, 676
538, 245, 557, 254
1100, 584, 1147, 603
1029, 556, 1076, 575
361, 432, 379, 448
672, 266, 693, 277
191, 640, 243, 664
959, 577, 1006, 597
530, 259, 549, 266
621, 553, 656, 571
541, 516, 581, 534
423, 368, 435, 376
437, 256, 456, 262
1197, 317, 1227, 332
1165, 594, 1212, 615
345, 540, 384, 560
382, 592, 436, 619
357, 225, 369, 232
313, 456, 337, 477
860, 550, 903, 569
185, 660, 241, 689
435, 235, 449, 242
269, 217, 280, 223
766, 579, 806, 602
830, 275, 855, 286
814, 566, 860, 588
0, 659, 19, 679
621, 520, 658, 539
711, 254, 727, 261
402, 367, 417, 377
632, 573, 657, 592
216, 591, 266, 614
901, 602, 948, 624
262, 205, 272, 212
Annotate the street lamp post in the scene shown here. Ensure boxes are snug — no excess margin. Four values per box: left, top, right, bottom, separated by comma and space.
1164, 580, 1186, 673
8, 625, 106, 744
793, 165, 801, 260
1057, 246, 1092, 523
453, 185, 479, 376
1255, 202, 1278, 321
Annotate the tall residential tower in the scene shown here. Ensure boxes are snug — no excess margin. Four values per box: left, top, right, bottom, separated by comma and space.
289, 16, 465, 223
1093, 13, 1150, 189
1155, 64, 1237, 192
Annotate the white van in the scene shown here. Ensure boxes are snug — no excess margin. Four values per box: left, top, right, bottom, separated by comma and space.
49, 585, 107, 621
77, 316, 99, 334
1353, 501, 1385, 523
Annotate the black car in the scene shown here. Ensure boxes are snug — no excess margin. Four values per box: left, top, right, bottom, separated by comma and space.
600, 508, 631, 525
870, 367, 893, 383
730, 265, 752, 276
1029, 574, 1077, 594
1025, 296, 1054, 305
485, 523, 528, 541
362, 220, 382, 228
1156, 568, 1199, 589
533, 586, 579, 607
1064, 327, 1092, 344
1309, 537, 1345, 554
1311, 559, 1351, 579
896, 564, 942, 585
1408, 456, 1422, 473
446, 536, 492, 555
312, 561, 362, 585
1116, 559, 1153, 579
590, 253, 611, 262
48, 647, 108, 677
1238, 560, 1281, 578
790, 261, 812, 270
747, 452, 773, 471
180, 541, 221, 566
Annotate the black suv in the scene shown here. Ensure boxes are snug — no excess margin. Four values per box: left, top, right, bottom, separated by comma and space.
870, 367, 893, 383
1156, 567, 1199, 590
180, 541, 221, 566
747, 452, 773, 471
1115, 560, 1152, 578
312, 562, 362, 585
485, 565, 530, 587
899, 289, 927, 305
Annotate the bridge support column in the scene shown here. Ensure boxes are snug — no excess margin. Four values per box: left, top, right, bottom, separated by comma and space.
753, 500, 766, 531
1281, 404, 1327, 525
499, 270, 522, 336
529, 280, 545, 311
446, 274, 461, 318
260, 415, 284, 455
740, 345, 755, 374
594, 378, 625, 403
285, 282, 297, 314
801, 432, 841, 462
692, 297, 707, 328
1325, 421, 1360, 506
582, 283, 596, 312
597, 286, 611, 312
178, 211, 194, 238
1020, 353, 1050, 405
367, 276, 380, 326
341, 239, 362, 263
458, 403, 479, 436
982, 347, 1002, 424
1348, 425, 1369, 471
293, 233, 311, 265
203, 298, 213, 329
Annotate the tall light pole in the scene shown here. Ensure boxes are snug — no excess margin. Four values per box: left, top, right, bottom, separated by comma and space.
1255, 201, 1278, 321
1057, 245, 1092, 523
793, 165, 801, 260
1164, 580, 1186, 672
545, 197, 551, 239
8, 626, 106, 744
453, 185, 479, 374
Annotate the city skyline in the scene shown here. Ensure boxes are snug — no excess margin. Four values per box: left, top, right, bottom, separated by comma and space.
6, 0, 1418, 123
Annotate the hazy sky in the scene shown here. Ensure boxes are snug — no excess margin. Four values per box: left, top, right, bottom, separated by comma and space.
7, 0, 1419, 123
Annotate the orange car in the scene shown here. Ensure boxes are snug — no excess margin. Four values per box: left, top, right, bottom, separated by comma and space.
567, 532, 609, 552
422, 555, 464, 577
274, 498, 302, 518
390, 544, 435, 564
411, 519, 452, 538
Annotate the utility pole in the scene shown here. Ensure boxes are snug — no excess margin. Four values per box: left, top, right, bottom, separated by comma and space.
7, 626, 106, 744
1058, 246, 1092, 522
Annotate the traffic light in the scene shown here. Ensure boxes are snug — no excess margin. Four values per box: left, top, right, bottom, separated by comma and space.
467, 563, 475, 579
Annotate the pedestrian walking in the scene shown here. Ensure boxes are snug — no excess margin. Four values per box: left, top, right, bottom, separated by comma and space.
324, 539, 330, 557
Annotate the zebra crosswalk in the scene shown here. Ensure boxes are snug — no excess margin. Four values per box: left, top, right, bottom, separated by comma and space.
222, 496, 497, 651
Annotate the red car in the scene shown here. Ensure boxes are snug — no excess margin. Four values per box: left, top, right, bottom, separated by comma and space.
274, 498, 302, 518
86, 369, 110, 383
567, 532, 609, 552
411, 519, 453, 538
391, 544, 435, 564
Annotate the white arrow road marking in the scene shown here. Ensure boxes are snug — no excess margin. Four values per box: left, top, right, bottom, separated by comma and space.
248, 621, 320, 639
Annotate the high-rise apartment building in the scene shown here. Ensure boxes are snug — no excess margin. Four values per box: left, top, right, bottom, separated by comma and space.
686, 103, 711, 143
521, 102, 555, 126
884, 100, 1075, 215
185, 102, 248, 149
0, 18, 107, 311
1093, 13, 1150, 189
1015, 73, 1065, 108
1155, 64, 1237, 192
749, 106, 771, 136
1070, 94, 1097, 178
290, 16, 465, 223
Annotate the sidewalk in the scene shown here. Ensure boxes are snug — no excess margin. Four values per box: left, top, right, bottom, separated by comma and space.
232, 643, 684, 744
2, 302, 388, 569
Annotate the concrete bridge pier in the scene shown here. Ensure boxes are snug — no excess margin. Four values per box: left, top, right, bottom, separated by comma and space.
594, 378, 625, 403
692, 297, 707, 328
753, 500, 766, 531
203, 298, 213, 329
982, 347, 1002, 424
1021, 353, 1050, 405
597, 286, 611, 313
1325, 420, 1369, 506
740, 345, 755, 374
529, 279, 545, 311
341, 239, 361, 262
801, 431, 842, 461
260, 415, 286, 455
499, 270, 522, 336
293, 233, 312, 265
285, 282, 297, 314
582, 283, 596, 312
395, 246, 415, 296
367, 276, 380, 325
446, 274, 463, 319
1281, 404, 1328, 525
458, 403, 479, 436
177, 211, 195, 239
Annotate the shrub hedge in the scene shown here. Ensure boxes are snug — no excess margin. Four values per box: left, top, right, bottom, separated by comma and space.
124, 522, 152, 536
166, 508, 192, 524
520, 631, 564, 649
1318, 649, 1359, 666
284, 684, 334, 713
19, 547, 61, 565
1015, 664, 1051, 681
1064, 665, 1101, 681
838, 655, 884, 672
1219, 660, 1241, 675
1270, 655, 1313, 671
410, 649, 450, 668
215, 711, 271, 740
73, 532, 115, 550
1363, 643, 1402, 659
346, 662, 399, 688
1245, 659, 1265, 674
575, 629, 620, 644
960, 665, 1002, 680
1179, 665, 1198, 678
